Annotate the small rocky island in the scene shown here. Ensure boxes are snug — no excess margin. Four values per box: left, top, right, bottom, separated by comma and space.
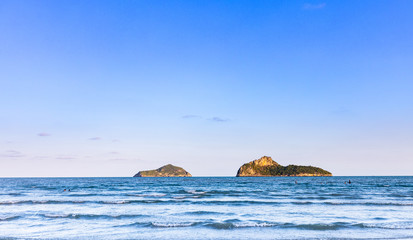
236, 156, 332, 177
133, 164, 192, 177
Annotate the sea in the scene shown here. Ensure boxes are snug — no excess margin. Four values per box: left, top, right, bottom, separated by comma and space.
0, 176, 412, 240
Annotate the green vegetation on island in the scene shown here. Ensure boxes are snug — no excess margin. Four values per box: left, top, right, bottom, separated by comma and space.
236, 156, 332, 177
133, 164, 192, 177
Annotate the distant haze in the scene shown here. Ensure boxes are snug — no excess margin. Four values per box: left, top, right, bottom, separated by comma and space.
1, 1, 412, 177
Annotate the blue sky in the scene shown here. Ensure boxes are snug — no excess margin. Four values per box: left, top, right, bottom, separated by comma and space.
1, 0, 412, 176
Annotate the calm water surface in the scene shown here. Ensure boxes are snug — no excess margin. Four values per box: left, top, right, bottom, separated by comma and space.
0, 176, 412, 239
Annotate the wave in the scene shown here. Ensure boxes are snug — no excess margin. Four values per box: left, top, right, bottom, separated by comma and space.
389, 193, 413, 198
201, 219, 349, 230
0, 200, 87, 205
150, 222, 198, 228
361, 222, 413, 230
116, 219, 413, 231
184, 210, 228, 215
170, 189, 245, 196
184, 190, 206, 195
291, 201, 314, 205
294, 196, 329, 200
119, 221, 354, 230
172, 196, 187, 199
0, 193, 24, 196
282, 222, 355, 231
0, 199, 187, 205
0, 199, 287, 206
323, 202, 413, 206
125, 193, 167, 197
0, 216, 20, 221
2, 198, 412, 207
65, 193, 114, 197
40, 213, 148, 220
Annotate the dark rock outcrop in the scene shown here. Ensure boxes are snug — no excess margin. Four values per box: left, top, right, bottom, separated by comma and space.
133, 164, 192, 177
236, 156, 332, 177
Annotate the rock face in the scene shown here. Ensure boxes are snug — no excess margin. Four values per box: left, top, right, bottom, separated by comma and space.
133, 164, 192, 177
236, 156, 332, 177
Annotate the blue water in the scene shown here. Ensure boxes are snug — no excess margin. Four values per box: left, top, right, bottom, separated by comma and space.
0, 177, 412, 239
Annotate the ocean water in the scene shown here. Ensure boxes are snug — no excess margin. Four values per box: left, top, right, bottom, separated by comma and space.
0, 177, 412, 240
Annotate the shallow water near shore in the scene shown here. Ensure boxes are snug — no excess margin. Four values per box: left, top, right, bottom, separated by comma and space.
0, 176, 412, 239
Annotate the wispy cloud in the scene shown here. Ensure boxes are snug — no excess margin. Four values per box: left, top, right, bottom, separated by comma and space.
330, 107, 354, 116
302, 3, 326, 10
208, 117, 230, 122
182, 114, 230, 123
182, 115, 202, 119
1, 150, 25, 158
31, 155, 50, 160
37, 132, 51, 137
108, 158, 128, 162
89, 137, 102, 141
56, 156, 76, 160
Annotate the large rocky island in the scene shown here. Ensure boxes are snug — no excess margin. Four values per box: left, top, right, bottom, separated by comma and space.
133, 164, 192, 177
236, 156, 332, 177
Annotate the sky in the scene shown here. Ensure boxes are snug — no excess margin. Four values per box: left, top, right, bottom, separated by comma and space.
1, 0, 412, 177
